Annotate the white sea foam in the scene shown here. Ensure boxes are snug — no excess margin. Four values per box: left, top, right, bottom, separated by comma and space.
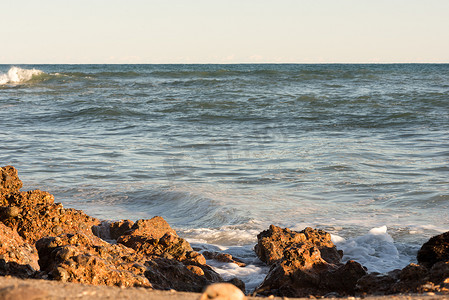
207, 259, 270, 293
333, 225, 414, 273
0, 66, 43, 85
185, 224, 418, 292
179, 222, 262, 246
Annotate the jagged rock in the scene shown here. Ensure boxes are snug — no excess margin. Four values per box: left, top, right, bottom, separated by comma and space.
199, 283, 247, 300
118, 232, 203, 263
418, 231, 449, 268
145, 258, 222, 292
0, 222, 39, 271
356, 262, 449, 295
109, 219, 134, 240
203, 251, 246, 267
320, 260, 367, 295
254, 225, 365, 297
1, 189, 101, 244
115, 216, 223, 288
125, 217, 177, 239
255, 225, 342, 265
0, 166, 23, 198
36, 233, 151, 288
36, 232, 222, 291
116, 216, 209, 268
355, 270, 401, 296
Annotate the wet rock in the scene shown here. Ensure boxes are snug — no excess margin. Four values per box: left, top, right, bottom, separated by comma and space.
418, 231, 449, 268
0, 222, 39, 271
254, 225, 366, 297
203, 251, 246, 267
199, 283, 247, 300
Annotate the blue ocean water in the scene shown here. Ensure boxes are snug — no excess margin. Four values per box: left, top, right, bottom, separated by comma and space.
1, 64, 448, 288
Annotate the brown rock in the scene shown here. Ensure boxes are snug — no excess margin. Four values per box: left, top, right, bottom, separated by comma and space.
110, 219, 134, 240
117, 233, 194, 261
36, 231, 222, 292
127, 217, 177, 239
355, 270, 401, 296
0, 222, 39, 272
254, 225, 341, 265
36, 233, 152, 288
116, 217, 211, 271
418, 231, 449, 268
320, 260, 367, 295
1, 190, 101, 244
0, 166, 23, 199
356, 262, 449, 295
203, 251, 246, 267
145, 258, 222, 292
0, 167, 224, 293
254, 225, 366, 297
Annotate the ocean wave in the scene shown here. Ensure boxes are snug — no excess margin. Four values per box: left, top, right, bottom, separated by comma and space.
333, 226, 417, 273
0, 66, 45, 85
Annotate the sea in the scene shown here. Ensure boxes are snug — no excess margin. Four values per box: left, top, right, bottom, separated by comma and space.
1, 64, 448, 291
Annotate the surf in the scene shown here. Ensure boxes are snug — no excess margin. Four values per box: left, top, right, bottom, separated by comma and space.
0, 66, 44, 85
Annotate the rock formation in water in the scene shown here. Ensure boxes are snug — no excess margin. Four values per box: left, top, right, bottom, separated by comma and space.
253, 224, 366, 297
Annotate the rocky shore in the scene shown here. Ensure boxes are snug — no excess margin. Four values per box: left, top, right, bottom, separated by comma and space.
1, 165, 449, 299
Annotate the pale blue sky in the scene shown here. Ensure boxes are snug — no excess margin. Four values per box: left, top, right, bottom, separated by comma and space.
1, 0, 448, 63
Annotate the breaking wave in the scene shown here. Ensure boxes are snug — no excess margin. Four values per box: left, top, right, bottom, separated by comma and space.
0, 66, 44, 85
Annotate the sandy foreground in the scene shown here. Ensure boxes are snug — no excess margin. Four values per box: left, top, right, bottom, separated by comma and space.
0, 277, 446, 300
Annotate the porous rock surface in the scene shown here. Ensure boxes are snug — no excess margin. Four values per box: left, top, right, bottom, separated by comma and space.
0, 166, 101, 245
0, 222, 39, 274
0, 166, 223, 292
254, 225, 366, 297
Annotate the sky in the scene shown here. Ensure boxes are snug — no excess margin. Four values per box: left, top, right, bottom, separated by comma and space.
1, 0, 449, 64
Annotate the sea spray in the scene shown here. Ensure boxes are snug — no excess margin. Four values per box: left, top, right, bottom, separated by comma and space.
0, 66, 43, 85
333, 226, 416, 273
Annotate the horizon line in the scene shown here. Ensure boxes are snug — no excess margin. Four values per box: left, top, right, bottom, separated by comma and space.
1, 62, 449, 65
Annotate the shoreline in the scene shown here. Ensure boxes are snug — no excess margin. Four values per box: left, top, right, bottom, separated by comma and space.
1, 165, 449, 299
